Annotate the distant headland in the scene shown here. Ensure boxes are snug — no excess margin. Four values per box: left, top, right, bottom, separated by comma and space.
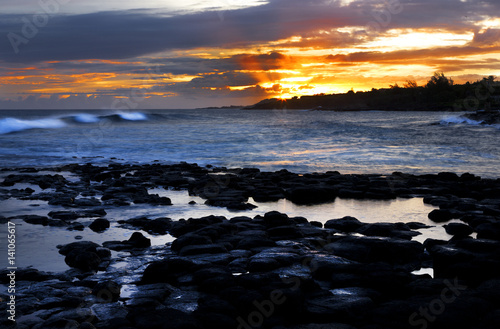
244, 73, 500, 112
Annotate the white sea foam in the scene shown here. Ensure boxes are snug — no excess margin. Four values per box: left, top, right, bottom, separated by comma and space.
73, 113, 100, 123
117, 112, 148, 121
440, 115, 482, 125
0, 117, 66, 134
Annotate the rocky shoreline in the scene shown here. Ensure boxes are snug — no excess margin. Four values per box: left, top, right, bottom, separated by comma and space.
1, 163, 500, 329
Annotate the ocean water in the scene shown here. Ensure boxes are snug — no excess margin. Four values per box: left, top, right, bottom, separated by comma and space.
2, 108, 495, 273
1, 109, 500, 177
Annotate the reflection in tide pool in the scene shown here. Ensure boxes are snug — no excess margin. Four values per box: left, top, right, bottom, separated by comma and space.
0, 185, 445, 273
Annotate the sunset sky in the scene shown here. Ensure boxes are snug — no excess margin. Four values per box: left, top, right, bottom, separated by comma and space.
1, 0, 500, 109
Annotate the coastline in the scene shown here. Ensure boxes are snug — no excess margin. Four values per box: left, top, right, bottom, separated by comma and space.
1, 162, 500, 329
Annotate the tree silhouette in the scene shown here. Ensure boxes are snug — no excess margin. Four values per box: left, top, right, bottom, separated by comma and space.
426, 72, 453, 90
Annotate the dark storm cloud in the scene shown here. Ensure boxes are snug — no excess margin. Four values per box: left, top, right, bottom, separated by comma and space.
1, 0, 496, 63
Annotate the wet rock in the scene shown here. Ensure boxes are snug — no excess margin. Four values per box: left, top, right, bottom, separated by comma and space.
325, 235, 424, 264
141, 257, 199, 285
171, 233, 213, 253
21, 215, 50, 225
179, 243, 228, 256
236, 237, 277, 250
67, 222, 85, 231
65, 249, 102, 272
103, 232, 151, 251
286, 186, 336, 205
118, 216, 172, 234
89, 218, 110, 232
32, 318, 81, 329
58, 241, 103, 272
407, 222, 432, 230
58, 241, 100, 255
429, 239, 500, 284
324, 216, 364, 232
428, 209, 454, 222
48, 209, 105, 220
72, 197, 101, 207
305, 294, 373, 322
356, 222, 420, 240
37, 296, 83, 310
0, 268, 51, 283
92, 281, 122, 302
267, 225, 304, 240
248, 257, 281, 272
475, 222, 500, 240
290, 324, 357, 329
263, 211, 294, 227
444, 222, 474, 237
310, 221, 323, 228
128, 307, 202, 329
128, 232, 152, 248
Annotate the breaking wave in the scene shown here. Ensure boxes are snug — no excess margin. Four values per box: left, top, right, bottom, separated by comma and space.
0, 111, 155, 135
439, 115, 483, 126
0, 117, 67, 135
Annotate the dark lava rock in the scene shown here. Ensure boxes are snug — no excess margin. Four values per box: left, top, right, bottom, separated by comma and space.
48, 208, 106, 220
355, 222, 420, 240
463, 110, 500, 125
428, 209, 454, 222
21, 215, 50, 225
0, 268, 51, 283
103, 232, 151, 251
429, 239, 500, 284
325, 235, 424, 264
267, 225, 303, 240
324, 216, 364, 232
65, 249, 101, 272
444, 222, 473, 237
171, 233, 213, 253
304, 294, 373, 323
89, 218, 110, 232
128, 307, 201, 329
179, 243, 228, 256
58, 241, 101, 256
92, 280, 121, 302
236, 237, 277, 250
118, 216, 172, 234
286, 186, 336, 205
58, 241, 105, 272
263, 211, 294, 227
141, 257, 199, 285
475, 222, 500, 240
407, 222, 433, 230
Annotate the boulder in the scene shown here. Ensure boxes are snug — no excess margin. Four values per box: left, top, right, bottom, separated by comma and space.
179, 243, 228, 256
89, 218, 110, 232
92, 280, 122, 302
428, 209, 454, 222
325, 236, 424, 264
286, 186, 336, 205
324, 216, 364, 232
141, 257, 199, 285
444, 222, 473, 237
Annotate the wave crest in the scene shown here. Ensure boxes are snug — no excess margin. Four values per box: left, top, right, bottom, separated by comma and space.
440, 115, 482, 126
0, 117, 66, 135
117, 112, 148, 121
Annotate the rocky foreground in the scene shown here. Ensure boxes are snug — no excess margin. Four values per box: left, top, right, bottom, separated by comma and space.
1, 163, 500, 329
